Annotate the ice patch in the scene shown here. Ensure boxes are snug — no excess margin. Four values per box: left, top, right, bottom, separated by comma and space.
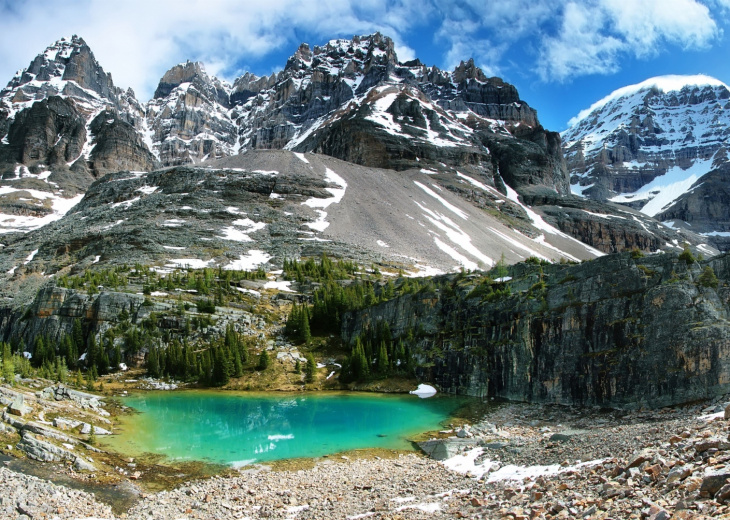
263, 280, 294, 292
609, 158, 712, 217
166, 258, 214, 269
23, 249, 38, 264
301, 168, 347, 231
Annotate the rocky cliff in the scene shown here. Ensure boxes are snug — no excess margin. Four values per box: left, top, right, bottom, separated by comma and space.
0, 36, 716, 260
342, 251, 730, 408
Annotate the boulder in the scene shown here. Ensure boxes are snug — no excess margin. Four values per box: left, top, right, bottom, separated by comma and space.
8, 394, 30, 417
418, 438, 479, 461
80, 423, 111, 435
700, 468, 730, 495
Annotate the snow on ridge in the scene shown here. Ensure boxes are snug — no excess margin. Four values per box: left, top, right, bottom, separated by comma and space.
567, 74, 728, 128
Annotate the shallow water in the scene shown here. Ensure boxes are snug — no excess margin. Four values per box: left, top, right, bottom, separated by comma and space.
107, 390, 466, 466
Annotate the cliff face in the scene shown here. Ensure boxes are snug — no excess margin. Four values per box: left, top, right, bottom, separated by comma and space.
0, 285, 146, 351
342, 252, 730, 408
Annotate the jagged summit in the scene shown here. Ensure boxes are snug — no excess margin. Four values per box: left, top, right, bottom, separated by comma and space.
1, 34, 120, 110
567, 74, 730, 127
0, 34, 714, 259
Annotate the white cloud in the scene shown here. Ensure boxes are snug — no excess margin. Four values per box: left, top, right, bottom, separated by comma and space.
539, 0, 720, 81
0, 0, 428, 100
434, 0, 724, 83
537, 3, 625, 81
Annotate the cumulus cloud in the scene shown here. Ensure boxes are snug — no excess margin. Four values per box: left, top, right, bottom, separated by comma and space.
434, 0, 724, 83
0, 0, 727, 98
539, 0, 719, 81
0, 0, 429, 100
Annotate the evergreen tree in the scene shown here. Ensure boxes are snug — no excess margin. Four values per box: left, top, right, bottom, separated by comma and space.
257, 349, 270, 371
233, 349, 243, 378
699, 265, 720, 288
212, 348, 231, 386
301, 305, 312, 345
147, 347, 160, 378
72, 319, 84, 354
305, 353, 316, 383
377, 341, 389, 375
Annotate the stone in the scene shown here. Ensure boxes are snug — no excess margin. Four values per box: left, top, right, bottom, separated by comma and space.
666, 465, 692, 483
717, 483, 730, 502
80, 423, 111, 435
8, 395, 30, 417
549, 429, 589, 442
695, 438, 721, 453
700, 468, 730, 496
73, 456, 96, 472
725, 402, 730, 420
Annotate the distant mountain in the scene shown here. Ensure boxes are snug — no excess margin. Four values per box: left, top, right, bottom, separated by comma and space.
563, 75, 730, 249
0, 35, 715, 283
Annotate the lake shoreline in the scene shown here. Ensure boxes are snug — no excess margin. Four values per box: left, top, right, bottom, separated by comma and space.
4, 384, 730, 519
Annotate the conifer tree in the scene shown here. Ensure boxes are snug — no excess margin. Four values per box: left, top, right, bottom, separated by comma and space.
305, 353, 316, 383
257, 349, 270, 371
147, 347, 160, 378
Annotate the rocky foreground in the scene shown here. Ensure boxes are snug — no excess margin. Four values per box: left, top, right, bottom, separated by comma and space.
4, 394, 730, 519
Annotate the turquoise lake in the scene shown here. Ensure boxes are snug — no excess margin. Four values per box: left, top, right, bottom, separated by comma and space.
109, 391, 466, 466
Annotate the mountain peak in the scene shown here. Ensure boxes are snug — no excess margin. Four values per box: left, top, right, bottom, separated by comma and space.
568, 74, 729, 127
153, 61, 212, 99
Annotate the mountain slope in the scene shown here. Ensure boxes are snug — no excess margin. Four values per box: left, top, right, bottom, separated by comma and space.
0, 150, 609, 299
563, 75, 730, 249
0, 36, 158, 235
0, 35, 715, 260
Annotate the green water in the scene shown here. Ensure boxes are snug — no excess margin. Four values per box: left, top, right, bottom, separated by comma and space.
109, 391, 465, 466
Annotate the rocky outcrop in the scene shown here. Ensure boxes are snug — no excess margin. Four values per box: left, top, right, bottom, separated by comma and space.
343, 251, 730, 408
0, 285, 145, 350
1, 96, 87, 170
147, 61, 237, 165
83, 109, 159, 176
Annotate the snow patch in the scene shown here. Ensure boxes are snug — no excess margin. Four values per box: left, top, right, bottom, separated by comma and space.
223, 250, 271, 271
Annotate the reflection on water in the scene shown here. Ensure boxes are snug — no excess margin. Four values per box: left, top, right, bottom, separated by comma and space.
108, 391, 465, 466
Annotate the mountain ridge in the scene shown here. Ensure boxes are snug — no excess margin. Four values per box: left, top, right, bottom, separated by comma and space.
562, 73, 730, 250
0, 34, 715, 278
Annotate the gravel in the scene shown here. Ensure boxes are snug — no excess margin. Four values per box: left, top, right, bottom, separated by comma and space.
4, 398, 730, 519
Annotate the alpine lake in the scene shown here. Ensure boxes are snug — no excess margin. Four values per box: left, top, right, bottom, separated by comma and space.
104, 390, 474, 468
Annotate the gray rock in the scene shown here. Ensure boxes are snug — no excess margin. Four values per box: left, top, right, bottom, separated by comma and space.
701, 467, 730, 495
549, 429, 590, 442
8, 395, 30, 417
80, 423, 111, 435
73, 456, 96, 472
418, 438, 479, 461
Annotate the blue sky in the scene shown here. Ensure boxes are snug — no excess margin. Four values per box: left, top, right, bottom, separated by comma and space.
2, 0, 730, 132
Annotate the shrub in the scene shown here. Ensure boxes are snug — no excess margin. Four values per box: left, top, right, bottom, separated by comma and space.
679, 246, 696, 264
196, 299, 216, 313
698, 266, 719, 288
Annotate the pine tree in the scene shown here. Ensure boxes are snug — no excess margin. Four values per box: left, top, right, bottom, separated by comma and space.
305, 353, 316, 383
147, 347, 160, 378
72, 319, 84, 354
257, 349, 270, 371
377, 341, 389, 375
301, 306, 312, 345
699, 265, 720, 288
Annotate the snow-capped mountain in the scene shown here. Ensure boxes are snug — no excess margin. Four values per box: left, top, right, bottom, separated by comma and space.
0, 35, 715, 267
0, 36, 157, 234
562, 75, 730, 248
146, 61, 238, 165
